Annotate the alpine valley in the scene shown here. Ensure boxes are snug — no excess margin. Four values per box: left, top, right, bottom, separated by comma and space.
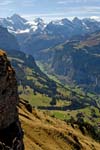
0, 14, 100, 150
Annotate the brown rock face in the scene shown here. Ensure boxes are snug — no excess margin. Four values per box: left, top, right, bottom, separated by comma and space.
0, 50, 24, 149
0, 50, 18, 129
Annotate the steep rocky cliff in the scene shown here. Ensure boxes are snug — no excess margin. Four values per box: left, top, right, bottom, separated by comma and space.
0, 50, 24, 149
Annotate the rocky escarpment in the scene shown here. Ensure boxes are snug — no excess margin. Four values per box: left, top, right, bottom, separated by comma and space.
0, 50, 24, 149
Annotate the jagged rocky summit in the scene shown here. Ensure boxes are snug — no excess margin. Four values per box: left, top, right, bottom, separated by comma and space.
0, 50, 24, 150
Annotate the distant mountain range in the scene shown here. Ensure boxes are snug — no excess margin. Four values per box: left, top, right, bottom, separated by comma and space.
1, 14, 100, 56
0, 14, 46, 34
0, 14, 100, 93
1, 14, 100, 36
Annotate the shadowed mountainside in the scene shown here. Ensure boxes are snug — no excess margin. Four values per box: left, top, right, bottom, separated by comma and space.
36, 34, 100, 94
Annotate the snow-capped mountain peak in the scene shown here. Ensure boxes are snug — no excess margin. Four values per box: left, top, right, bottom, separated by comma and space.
0, 14, 100, 36
9, 14, 27, 25
0, 15, 46, 34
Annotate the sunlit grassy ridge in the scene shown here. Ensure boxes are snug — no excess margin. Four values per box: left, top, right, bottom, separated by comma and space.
19, 100, 100, 150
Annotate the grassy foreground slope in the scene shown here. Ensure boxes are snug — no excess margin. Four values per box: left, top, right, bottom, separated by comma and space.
19, 100, 100, 150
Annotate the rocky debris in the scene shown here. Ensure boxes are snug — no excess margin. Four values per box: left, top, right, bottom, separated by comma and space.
0, 50, 24, 149
20, 99, 32, 113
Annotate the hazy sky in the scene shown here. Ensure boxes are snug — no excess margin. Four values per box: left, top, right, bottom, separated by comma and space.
0, 0, 100, 21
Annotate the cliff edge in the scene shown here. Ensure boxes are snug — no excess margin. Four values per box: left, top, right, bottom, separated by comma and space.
0, 50, 24, 150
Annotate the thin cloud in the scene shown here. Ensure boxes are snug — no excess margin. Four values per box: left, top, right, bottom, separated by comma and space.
58, 0, 88, 4
0, 0, 100, 21
0, 0, 13, 6
90, 16, 100, 21
23, 0, 35, 7
22, 6, 100, 18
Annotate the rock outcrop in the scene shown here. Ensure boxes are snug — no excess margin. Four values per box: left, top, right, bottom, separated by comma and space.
0, 50, 24, 149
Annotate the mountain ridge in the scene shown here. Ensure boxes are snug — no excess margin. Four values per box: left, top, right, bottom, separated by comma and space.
0, 26, 20, 51
1, 14, 100, 35
37, 36, 100, 93
1, 14, 100, 57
